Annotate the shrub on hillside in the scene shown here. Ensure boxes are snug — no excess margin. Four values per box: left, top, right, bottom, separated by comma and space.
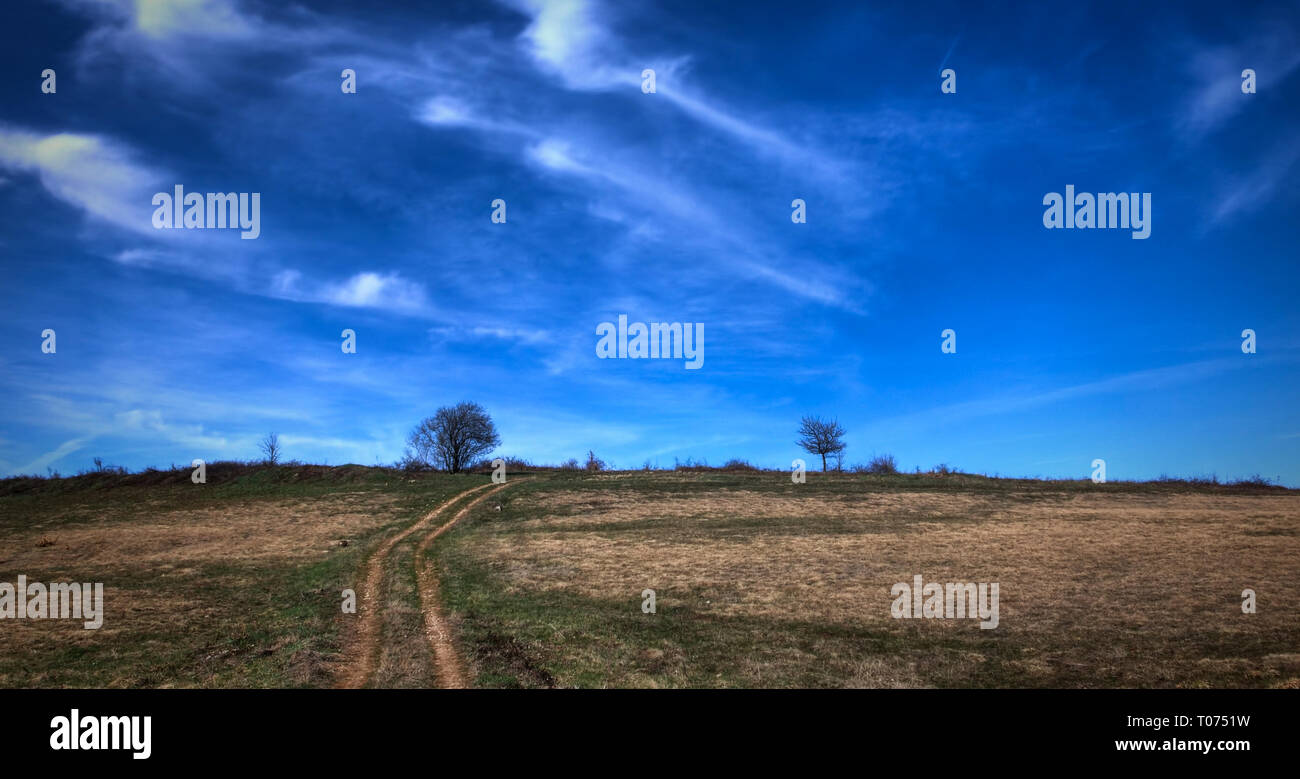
863, 454, 898, 474
673, 456, 712, 471
467, 456, 532, 474
852, 455, 897, 474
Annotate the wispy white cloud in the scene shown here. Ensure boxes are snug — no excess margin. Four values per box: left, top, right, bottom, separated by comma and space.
63, 0, 259, 40
1176, 28, 1300, 142
0, 128, 162, 235
111, 247, 255, 284
519, 133, 867, 311
58, 0, 359, 88
271, 269, 432, 315
503, 0, 631, 90
114, 408, 233, 450
526, 138, 592, 175
417, 95, 480, 127
1211, 140, 1300, 225
657, 87, 816, 166
500, 0, 832, 169
415, 95, 533, 136
430, 325, 553, 345
14, 436, 94, 476
275, 433, 387, 451
870, 358, 1255, 438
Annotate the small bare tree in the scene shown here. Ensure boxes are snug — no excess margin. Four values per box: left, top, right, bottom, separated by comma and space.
259, 432, 281, 465
406, 402, 501, 474
796, 415, 846, 472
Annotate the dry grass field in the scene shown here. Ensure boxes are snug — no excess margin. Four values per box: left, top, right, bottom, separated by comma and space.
1, 465, 1296, 688
434, 470, 1300, 688
0, 465, 489, 687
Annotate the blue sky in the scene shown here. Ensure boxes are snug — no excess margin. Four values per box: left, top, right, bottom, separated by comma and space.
1, 0, 1297, 483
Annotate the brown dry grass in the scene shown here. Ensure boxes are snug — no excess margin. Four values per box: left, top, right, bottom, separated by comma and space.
2, 492, 406, 575
0, 473, 487, 688
462, 485, 1300, 687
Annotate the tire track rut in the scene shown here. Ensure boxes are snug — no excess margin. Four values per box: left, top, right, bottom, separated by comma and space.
338, 482, 496, 689
414, 482, 512, 688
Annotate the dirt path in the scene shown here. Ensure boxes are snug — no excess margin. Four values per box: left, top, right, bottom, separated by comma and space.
414, 482, 512, 688
337, 482, 497, 689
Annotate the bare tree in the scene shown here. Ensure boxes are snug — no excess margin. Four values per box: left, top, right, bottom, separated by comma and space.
796, 415, 846, 472
406, 402, 501, 474
259, 432, 281, 465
